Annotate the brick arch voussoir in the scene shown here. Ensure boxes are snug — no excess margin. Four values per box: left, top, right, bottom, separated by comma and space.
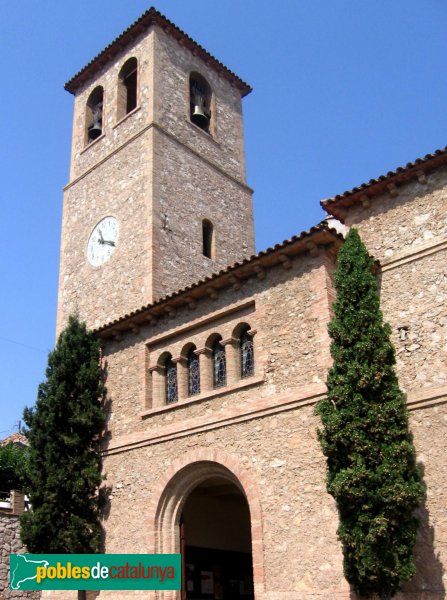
148, 447, 265, 599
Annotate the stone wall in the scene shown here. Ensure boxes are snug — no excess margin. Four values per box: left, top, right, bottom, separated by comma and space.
54, 11, 447, 600
87, 246, 340, 599
99, 407, 347, 600
342, 165, 447, 260
382, 251, 446, 393
153, 27, 248, 183
58, 130, 154, 332
58, 24, 254, 334
68, 31, 154, 182
152, 126, 254, 303
0, 513, 40, 600
151, 26, 254, 298
402, 405, 447, 598
55, 132, 447, 600
336, 161, 447, 599
101, 249, 334, 442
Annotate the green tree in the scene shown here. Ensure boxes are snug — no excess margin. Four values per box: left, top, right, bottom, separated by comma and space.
0, 442, 29, 492
21, 315, 105, 556
315, 228, 424, 600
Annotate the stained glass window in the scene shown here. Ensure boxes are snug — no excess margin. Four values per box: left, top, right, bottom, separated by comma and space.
213, 340, 226, 388
165, 358, 178, 404
188, 350, 200, 396
241, 330, 254, 378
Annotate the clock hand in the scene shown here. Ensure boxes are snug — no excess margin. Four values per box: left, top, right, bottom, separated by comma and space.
102, 240, 116, 247
98, 229, 105, 244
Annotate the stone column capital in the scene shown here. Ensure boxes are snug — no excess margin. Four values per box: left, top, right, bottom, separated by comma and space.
195, 347, 212, 357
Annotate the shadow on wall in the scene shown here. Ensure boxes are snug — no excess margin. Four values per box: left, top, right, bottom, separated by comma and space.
98, 483, 112, 550
345, 462, 445, 600
97, 384, 112, 565
399, 463, 445, 599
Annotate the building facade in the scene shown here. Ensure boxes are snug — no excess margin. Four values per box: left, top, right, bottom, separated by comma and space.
52, 8, 446, 600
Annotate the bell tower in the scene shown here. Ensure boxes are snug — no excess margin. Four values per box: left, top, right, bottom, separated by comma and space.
56, 8, 255, 332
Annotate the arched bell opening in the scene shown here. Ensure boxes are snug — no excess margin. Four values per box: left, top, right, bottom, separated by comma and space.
85, 86, 104, 144
117, 57, 138, 120
189, 72, 213, 134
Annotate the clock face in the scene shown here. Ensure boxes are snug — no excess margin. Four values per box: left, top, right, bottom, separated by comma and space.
87, 216, 119, 266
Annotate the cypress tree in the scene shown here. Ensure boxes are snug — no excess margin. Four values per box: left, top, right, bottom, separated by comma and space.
21, 315, 105, 555
315, 228, 424, 600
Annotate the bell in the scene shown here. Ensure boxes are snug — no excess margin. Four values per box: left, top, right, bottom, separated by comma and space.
191, 105, 209, 128
88, 120, 102, 141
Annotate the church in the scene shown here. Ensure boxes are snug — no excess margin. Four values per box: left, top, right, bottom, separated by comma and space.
54, 7, 446, 600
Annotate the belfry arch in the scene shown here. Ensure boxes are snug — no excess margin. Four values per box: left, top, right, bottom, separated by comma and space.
149, 449, 265, 600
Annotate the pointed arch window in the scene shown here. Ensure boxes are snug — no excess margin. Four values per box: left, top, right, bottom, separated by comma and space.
86, 86, 104, 143
117, 57, 138, 120
165, 357, 178, 404
202, 219, 215, 259
187, 349, 200, 396
213, 339, 226, 389
240, 329, 254, 378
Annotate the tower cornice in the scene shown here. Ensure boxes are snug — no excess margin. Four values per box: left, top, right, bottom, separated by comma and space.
63, 122, 254, 193
64, 6, 252, 97
321, 145, 447, 221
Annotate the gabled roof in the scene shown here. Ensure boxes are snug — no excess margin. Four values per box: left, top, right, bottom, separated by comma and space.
65, 7, 252, 97
0, 433, 28, 447
95, 221, 343, 338
321, 146, 447, 221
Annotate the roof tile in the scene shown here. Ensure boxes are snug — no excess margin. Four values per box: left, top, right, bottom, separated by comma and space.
65, 7, 252, 96
95, 221, 342, 336
322, 145, 447, 219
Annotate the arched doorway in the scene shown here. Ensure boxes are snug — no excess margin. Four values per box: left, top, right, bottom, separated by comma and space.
181, 476, 254, 600
150, 450, 264, 600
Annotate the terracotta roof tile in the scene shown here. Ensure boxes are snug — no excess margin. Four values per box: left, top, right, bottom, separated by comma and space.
95, 221, 343, 336
0, 433, 28, 447
65, 7, 252, 96
322, 145, 447, 220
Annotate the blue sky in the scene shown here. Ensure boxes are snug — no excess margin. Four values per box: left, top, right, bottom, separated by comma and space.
1, 0, 447, 436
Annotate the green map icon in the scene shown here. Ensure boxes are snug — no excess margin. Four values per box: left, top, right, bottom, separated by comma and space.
10, 555, 49, 590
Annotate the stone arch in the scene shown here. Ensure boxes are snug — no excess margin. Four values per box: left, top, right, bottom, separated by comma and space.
189, 71, 213, 134
157, 350, 173, 368
117, 56, 138, 120
148, 448, 265, 599
204, 331, 222, 351
85, 85, 104, 144
179, 341, 197, 361
231, 321, 252, 339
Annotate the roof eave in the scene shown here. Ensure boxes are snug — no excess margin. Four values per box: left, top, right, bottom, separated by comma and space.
64, 7, 252, 97
95, 222, 343, 340
322, 146, 447, 221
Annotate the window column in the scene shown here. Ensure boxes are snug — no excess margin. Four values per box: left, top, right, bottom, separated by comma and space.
195, 347, 213, 393
174, 356, 188, 401
148, 365, 165, 408
221, 337, 239, 386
